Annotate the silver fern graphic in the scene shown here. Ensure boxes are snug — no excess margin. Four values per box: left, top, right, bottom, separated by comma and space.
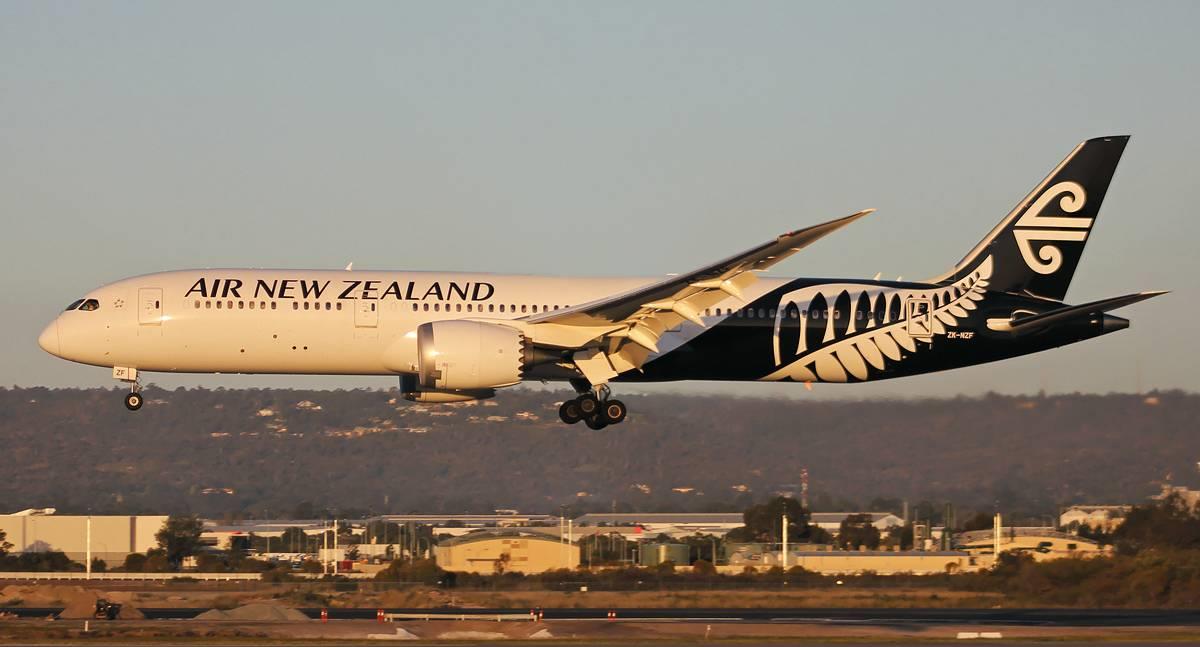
765, 256, 994, 383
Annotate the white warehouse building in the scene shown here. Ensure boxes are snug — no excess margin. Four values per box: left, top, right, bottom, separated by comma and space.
0, 510, 166, 564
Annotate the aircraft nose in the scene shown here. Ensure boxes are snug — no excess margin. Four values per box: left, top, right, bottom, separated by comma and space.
38, 319, 60, 356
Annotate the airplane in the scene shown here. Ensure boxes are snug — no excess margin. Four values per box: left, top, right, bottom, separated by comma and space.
38, 135, 1163, 429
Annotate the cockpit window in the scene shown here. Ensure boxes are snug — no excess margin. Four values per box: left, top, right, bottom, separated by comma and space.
64, 299, 85, 311
77, 299, 100, 312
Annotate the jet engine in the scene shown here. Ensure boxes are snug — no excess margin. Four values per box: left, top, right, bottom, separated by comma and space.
417, 320, 528, 391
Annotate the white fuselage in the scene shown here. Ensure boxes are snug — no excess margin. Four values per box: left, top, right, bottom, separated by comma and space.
38, 269, 787, 379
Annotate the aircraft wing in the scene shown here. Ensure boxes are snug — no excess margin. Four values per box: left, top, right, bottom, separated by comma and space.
524, 209, 875, 382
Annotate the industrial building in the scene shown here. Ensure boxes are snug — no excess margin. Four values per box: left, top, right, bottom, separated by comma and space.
0, 510, 166, 563
433, 531, 579, 574
573, 513, 743, 537
1058, 506, 1130, 531
810, 512, 904, 532
956, 527, 1104, 561
727, 548, 975, 575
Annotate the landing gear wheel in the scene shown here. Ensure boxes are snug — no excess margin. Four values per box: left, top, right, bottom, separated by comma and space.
124, 392, 143, 411
558, 400, 583, 424
576, 393, 600, 417
584, 414, 608, 430
602, 399, 627, 425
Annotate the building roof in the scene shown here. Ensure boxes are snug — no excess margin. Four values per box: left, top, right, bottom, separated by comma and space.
574, 513, 743, 525
437, 530, 573, 547
809, 512, 901, 524
955, 527, 1100, 546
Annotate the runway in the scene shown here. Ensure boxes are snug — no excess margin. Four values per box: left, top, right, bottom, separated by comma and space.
11, 606, 1200, 625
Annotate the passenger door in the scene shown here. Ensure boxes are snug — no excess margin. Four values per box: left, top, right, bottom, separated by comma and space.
354, 299, 380, 340
138, 288, 163, 336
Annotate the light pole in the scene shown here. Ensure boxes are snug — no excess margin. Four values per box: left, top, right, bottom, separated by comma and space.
85, 515, 92, 580
782, 513, 789, 570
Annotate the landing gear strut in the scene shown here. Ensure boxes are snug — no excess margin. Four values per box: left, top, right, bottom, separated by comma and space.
558, 383, 627, 428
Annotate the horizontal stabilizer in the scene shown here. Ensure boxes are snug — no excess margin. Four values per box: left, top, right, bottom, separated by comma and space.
1006, 291, 1166, 334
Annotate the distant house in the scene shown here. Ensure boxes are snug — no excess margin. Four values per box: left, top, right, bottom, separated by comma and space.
1153, 485, 1200, 509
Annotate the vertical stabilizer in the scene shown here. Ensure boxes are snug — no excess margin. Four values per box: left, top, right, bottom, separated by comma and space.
935, 136, 1129, 301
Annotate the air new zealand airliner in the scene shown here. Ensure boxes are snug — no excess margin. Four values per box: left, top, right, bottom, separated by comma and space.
39, 136, 1162, 428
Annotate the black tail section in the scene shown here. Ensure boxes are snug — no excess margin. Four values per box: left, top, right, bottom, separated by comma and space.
937, 136, 1130, 301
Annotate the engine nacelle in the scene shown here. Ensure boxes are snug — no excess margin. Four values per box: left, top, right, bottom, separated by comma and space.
398, 373, 495, 403
404, 388, 496, 403
417, 320, 526, 391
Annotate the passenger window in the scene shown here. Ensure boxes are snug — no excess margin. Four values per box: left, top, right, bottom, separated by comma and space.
292, 302, 298, 310
216, 301, 223, 310
371, 303, 376, 312
488, 304, 495, 312
434, 303, 440, 312
260, 301, 266, 309
303, 302, 310, 311
206, 301, 212, 309
423, 303, 429, 312
510, 304, 516, 313
238, 301, 245, 310
521, 305, 527, 313
412, 303, 418, 311
248, 301, 255, 310
271, 302, 277, 310
499, 305, 505, 313
194, 300, 201, 309
336, 302, 342, 311
467, 304, 473, 312
325, 302, 331, 311
456, 304, 462, 312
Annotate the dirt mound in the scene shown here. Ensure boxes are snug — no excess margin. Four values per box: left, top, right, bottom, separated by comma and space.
56, 588, 145, 620
1, 583, 82, 606
195, 603, 309, 622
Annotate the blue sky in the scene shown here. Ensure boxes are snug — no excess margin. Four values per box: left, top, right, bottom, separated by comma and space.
1, 1, 1196, 397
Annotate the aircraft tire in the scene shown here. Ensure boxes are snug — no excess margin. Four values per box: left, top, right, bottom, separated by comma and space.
584, 414, 608, 430
559, 400, 583, 424
602, 399, 627, 425
124, 392, 143, 411
576, 393, 600, 417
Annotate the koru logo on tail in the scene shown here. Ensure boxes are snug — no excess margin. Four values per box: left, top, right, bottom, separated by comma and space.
1013, 181, 1090, 274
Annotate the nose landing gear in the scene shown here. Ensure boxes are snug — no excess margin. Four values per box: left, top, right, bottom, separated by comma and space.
558, 383, 627, 428
114, 366, 143, 411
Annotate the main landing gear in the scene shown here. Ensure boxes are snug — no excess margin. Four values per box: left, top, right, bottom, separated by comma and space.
558, 383, 627, 429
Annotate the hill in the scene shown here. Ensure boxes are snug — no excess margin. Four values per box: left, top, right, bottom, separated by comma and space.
0, 387, 1194, 519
